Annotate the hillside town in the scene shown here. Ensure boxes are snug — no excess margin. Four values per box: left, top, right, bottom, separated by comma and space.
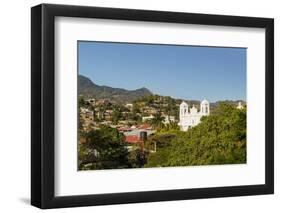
78, 90, 247, 171
79, 95, 178, 146
79, 94, 245, 150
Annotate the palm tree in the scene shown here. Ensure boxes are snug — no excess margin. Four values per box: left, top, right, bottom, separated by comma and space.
149, 112, 164, 130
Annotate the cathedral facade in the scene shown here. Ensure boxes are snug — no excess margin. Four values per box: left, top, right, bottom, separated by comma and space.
178, 99, 210, 131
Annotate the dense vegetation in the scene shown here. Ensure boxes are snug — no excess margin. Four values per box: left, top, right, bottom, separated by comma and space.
78, 125, 130, 170
145, 103, 246, 167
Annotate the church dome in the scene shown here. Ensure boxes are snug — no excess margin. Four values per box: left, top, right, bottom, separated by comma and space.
190, 105, 198, 114
201, 99, 209, 105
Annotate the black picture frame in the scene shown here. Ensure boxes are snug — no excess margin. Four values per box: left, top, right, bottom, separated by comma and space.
31, 3, 274, 209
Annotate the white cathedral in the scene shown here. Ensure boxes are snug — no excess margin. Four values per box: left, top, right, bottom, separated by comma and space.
178, 99, 210, 131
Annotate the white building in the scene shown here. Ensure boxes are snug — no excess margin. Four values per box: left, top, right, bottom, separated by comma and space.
86, 98, 95, 105
163, 115, 175, 124
178, 99, 210, 131
142, 115, 154, 122
237, 101, 244, 110
125, 103, 133, 108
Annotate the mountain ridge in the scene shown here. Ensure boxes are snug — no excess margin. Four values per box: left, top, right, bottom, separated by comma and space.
78, 75, 246, 105
78, 75, 153, 102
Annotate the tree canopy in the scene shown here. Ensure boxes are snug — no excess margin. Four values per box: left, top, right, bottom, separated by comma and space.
78, 125, 130, 170
146, 103, 246, 167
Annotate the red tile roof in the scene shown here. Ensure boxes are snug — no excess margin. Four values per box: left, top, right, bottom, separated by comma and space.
118, 127, 132, 131
138, 124, 152, 130
125, 135, 140, 143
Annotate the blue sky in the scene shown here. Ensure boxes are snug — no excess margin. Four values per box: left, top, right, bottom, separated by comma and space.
78, 41, 246, 102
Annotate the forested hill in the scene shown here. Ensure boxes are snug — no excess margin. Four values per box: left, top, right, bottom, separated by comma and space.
78, 75, 152, 102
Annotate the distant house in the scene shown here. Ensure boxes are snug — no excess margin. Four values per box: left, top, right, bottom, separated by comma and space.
138, 124, 152, 130
147, 108, 157, 114
125, 103, 133, 108
142, 115, 154, 122
80, 107, 94, 130
125, 135, 140, 144
163, 115, 175, 124
86, 98, 95, 105
105, 109, 113, 114
124, 128, 155, 138
80, 107, 94, 121
95, 99, 109, 105
100, 121, 112, 125
130, 125, 137, 129
118, 126, 132, 132
237, 102, 244, 110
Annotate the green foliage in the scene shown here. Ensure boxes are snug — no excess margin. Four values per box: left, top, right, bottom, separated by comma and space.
112, 106, 122, 125
145, 132, 177, 167
145, 103, 246, 167
163, 96, 179, 119
128, 147, 148, 168
139, 95, 155, 105
148, 112, 165, 130
78, 96, 89, 108
78, 125, 130, 170
157, 121, 180, 132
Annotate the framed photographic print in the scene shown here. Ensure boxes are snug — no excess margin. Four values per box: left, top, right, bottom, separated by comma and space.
31, 4, 274, 209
